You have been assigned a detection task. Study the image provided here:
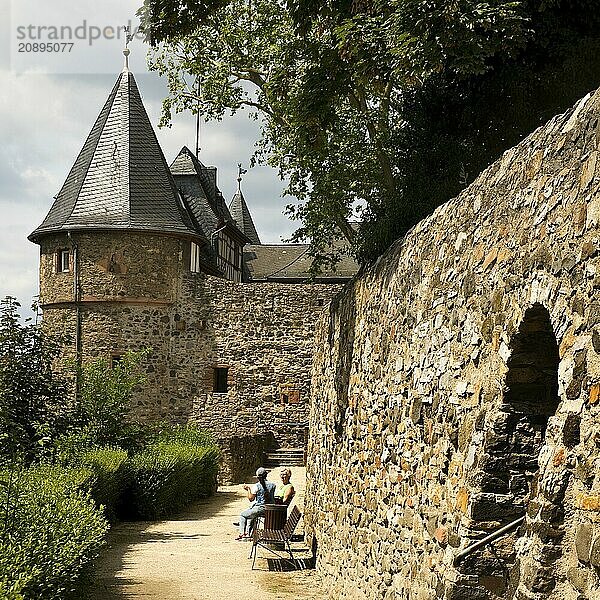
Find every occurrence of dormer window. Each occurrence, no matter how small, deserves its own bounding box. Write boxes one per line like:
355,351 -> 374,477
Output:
56,249 -> 70,273
190,242 -> 202,273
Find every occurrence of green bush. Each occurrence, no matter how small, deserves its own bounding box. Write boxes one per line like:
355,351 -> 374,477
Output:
124,441 -> 220,520
150,423 -> 217,448
74,447 -> 129,522
0,297 -> 71,465
0,465 -> 108,599
69,349 -> 150,450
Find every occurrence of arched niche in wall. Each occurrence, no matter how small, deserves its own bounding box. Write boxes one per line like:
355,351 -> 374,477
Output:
459,303 -> 560,598
500,303 -> 560,505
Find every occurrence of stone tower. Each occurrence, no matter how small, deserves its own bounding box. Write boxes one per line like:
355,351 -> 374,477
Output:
28,65 -> 206,420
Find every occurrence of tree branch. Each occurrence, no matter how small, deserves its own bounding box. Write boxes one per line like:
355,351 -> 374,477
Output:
348,87 -> 396,196
333,215 -> 356,244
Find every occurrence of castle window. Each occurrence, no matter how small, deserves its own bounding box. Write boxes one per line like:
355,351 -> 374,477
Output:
213,367 -> 228,393
57,249 -> 70,273
110,353 -> 123,369
280,384 -> 301,405
190,242 -> 202,273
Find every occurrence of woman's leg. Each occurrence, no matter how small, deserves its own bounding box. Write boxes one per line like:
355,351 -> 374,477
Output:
239,511 -> 248,536
239,505 -> 264,535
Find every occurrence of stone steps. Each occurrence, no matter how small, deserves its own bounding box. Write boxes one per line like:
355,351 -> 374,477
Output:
264,448 -> 305,467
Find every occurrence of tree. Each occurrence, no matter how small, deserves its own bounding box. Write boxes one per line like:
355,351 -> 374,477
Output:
0,297 -> 70,463
69,349 -> 150,449
0,297 -> 151,463
140,0 -> 600,267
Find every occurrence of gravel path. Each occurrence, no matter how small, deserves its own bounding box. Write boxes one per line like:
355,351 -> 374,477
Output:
88,468 -> 322,600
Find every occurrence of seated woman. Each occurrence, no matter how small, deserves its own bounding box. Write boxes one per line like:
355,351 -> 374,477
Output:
274,467 -> 295,506
236,467 -> 275,540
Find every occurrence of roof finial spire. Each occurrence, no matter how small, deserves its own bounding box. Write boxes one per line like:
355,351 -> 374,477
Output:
237,164 -> 248,191
123,25 -> 134,72
195,79 -> 201,158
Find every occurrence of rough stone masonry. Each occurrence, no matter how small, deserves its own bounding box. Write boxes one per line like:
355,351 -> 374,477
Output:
39,230 -> 341,482
305,88 -> 600,599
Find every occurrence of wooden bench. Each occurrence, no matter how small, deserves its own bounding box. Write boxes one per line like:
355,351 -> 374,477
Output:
249,505 -> 302,569
263,503 -> 288,530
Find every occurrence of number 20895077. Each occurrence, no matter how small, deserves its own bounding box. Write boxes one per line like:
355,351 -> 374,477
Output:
18,42 -> 74,52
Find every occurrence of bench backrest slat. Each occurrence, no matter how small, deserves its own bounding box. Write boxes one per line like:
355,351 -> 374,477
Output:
283,506 -> 301,537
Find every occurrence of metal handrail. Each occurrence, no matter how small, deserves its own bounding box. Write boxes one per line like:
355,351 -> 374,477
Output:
453,516 -> 525,566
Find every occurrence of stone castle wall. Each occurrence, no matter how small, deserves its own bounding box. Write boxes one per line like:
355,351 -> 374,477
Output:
171,275 -> 341,450
39,231 -> 342,480
305,89 -> 600,599
40,231 -> 187,419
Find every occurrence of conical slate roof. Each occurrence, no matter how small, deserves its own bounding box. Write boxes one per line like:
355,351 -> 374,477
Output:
229,188 -> 260,244
29,69 -> 200,242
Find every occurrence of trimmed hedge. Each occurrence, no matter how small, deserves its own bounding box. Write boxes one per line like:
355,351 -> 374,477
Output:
147,424 -> 220,501
76,447 -> 129,522
150,424 -> 216,448
124,441 -> 220,520
0,465 -> 108,600
53,425 -> 220,522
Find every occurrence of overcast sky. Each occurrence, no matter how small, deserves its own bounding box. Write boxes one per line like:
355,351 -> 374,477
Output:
1,0 -> 298,317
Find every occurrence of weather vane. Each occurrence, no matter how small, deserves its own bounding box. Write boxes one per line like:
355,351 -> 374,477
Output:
237,164 -> 248,190
123,25 -> 134,71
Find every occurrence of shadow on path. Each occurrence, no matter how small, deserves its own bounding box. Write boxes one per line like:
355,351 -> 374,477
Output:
86,470 -> 321,600
86,490 -> 241,600
170,490 -> 239,521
